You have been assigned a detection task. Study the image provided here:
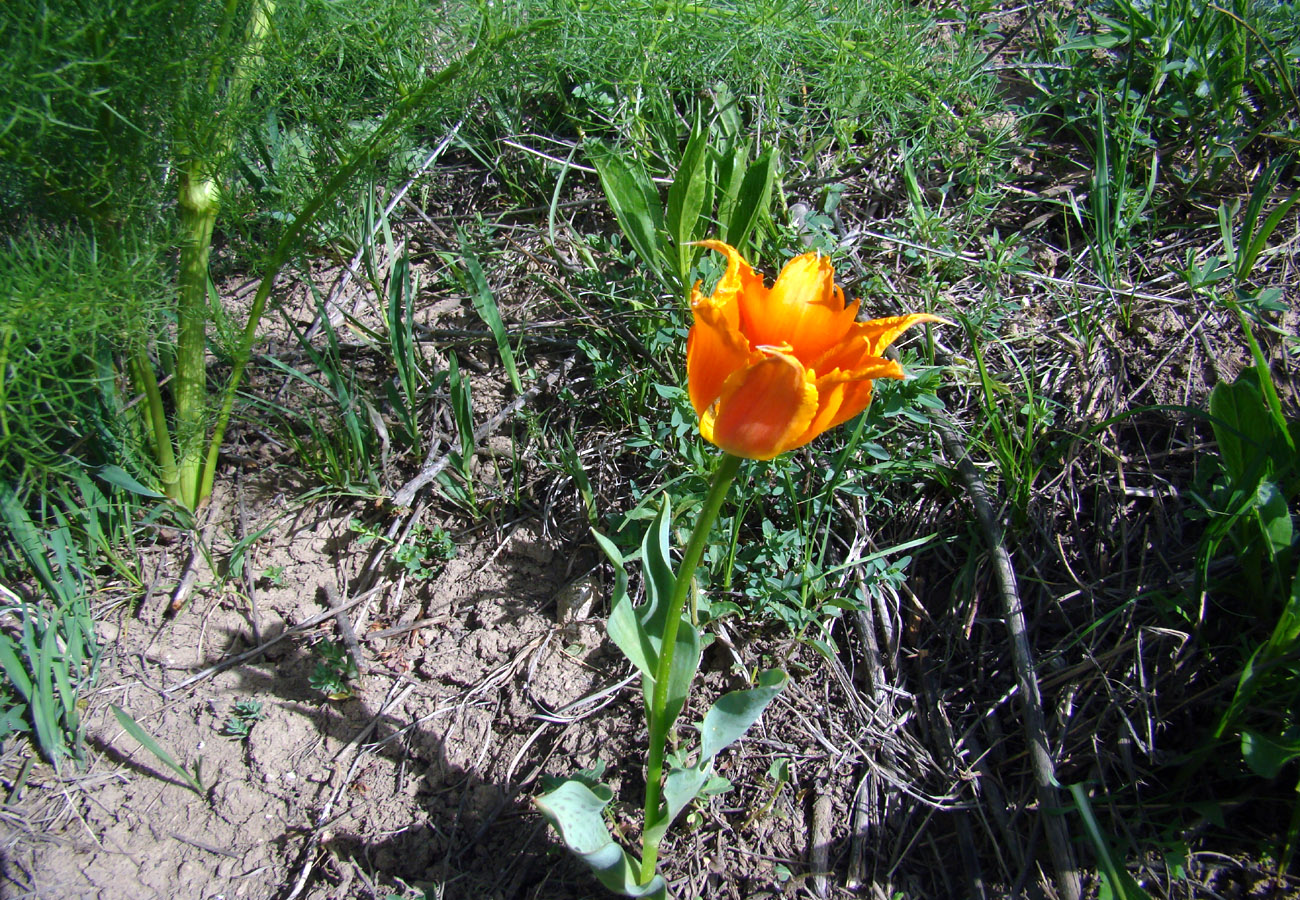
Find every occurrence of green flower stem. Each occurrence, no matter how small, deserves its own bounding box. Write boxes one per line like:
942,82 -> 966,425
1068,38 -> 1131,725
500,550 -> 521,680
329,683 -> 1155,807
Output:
640,451 -> 743,883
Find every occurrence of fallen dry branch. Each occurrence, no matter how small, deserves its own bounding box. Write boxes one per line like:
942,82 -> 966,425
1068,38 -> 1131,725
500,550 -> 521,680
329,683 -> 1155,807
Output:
391,354 -> 577,508
933,411 -> 1082,900
162,586 -> 381,695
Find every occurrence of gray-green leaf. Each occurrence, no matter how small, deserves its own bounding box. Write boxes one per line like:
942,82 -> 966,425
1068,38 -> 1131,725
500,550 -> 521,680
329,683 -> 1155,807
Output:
699,669 -> 788,764
536,780 -> 669,898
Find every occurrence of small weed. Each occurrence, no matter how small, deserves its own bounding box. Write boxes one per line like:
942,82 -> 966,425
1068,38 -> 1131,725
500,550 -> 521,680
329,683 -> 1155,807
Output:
393,524 -> 456,579
220,699 -> 266,740
309,641 -> 359,700
259,565 -> 286,588
350,518 -> 457,580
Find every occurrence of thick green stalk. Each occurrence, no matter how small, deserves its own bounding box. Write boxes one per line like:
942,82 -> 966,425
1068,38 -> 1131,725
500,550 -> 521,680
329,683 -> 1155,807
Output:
195,23 -> 552,505
640,451 -> 743,882
167,0 -> 274,509
172,165 -> 219,509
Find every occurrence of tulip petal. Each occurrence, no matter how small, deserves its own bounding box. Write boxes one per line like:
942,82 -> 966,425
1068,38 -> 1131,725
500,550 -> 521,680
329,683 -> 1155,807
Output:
695,240 -> 766,328
688,240 -> 765,416
737,252 -> 860,365
700,352 -> 818,460
687,293 -> 759,417
810,375 -> 876,434
799,314 -> 947,438
855,313 -> 950,357
812,340 -> 907,383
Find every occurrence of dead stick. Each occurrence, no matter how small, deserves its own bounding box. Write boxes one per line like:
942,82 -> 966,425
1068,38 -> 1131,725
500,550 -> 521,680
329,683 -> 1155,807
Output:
168,502 -> 221,615
392,354 -> 576,507
934,412 -> 1081,900
163,588 -> 377,694
809,790 -> 833,899
322,583 -> 366,677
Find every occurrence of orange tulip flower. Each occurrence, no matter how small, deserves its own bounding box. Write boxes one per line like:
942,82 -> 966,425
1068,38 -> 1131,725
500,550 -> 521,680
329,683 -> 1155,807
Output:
686,240 -> 946,460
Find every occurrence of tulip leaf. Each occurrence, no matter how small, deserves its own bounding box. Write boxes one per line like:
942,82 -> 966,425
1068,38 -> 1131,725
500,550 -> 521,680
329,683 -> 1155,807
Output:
650,670 -> 789,844
1266,557 -> 1300,653
594,530 -> 658,681
587,139 -> 667,284
1256,480 -> 1294,555
638,498 -> 678,644
608,590 -> 657,683
1209,371 -> 1274,492
699,669 -> 788,764
724,146 -> 777,252
642,763 -> 710,850
535,780 -> 669,899
1241,729 -> 1300,779
662,619 -> 701,728
663,763 -> 711,829
591,527 -> 624,570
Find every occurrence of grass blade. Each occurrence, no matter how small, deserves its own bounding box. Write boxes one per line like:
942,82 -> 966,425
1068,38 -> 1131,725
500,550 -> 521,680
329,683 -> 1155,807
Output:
666,114 -> 710,283
447,351 -> 475,473
723,146 -> 776,254
456,232 -> 522,393
111,704 -> 204,795
1067,782 -> 1153,900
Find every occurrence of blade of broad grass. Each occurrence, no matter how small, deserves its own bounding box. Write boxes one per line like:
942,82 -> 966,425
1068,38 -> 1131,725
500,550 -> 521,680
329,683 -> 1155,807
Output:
723,146 -> 777,254
713,144 -> 745,236
0,610 -> 34,708
1226,302 -> 1297,455
39,608 -> 72,745
1067,782 -> 1153,900
262,301 -> 382,496
0,489 -> 95,770
447,351 -> 475,475
0,611 -> 60,768
384,245 -> 424,452
1,484 -> 64,602
111,704 -> 204,795
94,465 -> 166,500
387,248 -> 420,404
665,114 -> 710,284
586,138 -> 668,284
1237,155 -> 1299,279
304,287 -> 382,487
455,231 -> 522,393
35,621 -> 67,767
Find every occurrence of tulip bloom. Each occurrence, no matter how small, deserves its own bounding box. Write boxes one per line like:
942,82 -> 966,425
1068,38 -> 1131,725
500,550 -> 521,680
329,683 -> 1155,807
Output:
687,240 -> 945,460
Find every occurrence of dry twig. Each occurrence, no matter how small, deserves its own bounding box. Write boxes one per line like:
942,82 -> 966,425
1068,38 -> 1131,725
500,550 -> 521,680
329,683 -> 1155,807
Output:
934,411 -> 1081,900
391,354 -> 577,508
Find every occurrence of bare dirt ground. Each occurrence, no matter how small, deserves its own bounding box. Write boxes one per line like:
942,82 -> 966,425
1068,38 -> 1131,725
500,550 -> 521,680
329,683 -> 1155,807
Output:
2,485 -> 872,900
